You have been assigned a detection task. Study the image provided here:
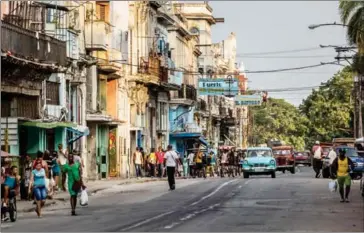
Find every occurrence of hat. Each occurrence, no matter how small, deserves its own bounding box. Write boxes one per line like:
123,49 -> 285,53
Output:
315,141 -> 320,145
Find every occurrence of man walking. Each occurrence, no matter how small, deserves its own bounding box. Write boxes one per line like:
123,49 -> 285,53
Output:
331,148 -> 354,202
133,147 -> 143,178
312,141 -> 323,178
164,145 -> 179,190
148,148 -> 157,177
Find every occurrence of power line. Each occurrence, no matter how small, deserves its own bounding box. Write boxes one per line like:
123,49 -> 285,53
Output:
237,47 -> 327,56
236,55 -> 335,59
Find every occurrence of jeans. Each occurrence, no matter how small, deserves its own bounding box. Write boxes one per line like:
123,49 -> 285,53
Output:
166,166 -> 176,190
189,165 -> 195,177
33,186 -> 47,201
135,164 -> 142,177
157,164 -> 163,178
149,164 -> 156,177
313,158 -> 322,177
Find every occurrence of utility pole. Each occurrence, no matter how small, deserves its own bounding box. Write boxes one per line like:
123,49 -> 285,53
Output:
359,76 -> 363,138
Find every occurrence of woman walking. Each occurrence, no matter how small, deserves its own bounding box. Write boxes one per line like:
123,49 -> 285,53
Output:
29,161 -> 47,218
51,151 -> 61,192
62,154 -> 84,216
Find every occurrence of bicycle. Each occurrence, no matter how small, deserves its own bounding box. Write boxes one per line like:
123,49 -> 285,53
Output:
1,189 -> 17,222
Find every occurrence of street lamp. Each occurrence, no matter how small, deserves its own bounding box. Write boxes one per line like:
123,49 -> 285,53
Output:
309,22 -> 364,34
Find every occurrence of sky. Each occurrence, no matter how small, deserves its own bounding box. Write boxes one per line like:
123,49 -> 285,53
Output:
209,1 -> 349,106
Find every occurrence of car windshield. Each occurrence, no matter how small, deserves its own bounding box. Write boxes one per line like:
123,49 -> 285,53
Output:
273,150 -> 291,155
336,148 -> 359,157
247,150 -> 272,157
295,152 -> 307,157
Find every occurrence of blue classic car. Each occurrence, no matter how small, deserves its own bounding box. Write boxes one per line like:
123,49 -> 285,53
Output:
335,146 -> 364,179
241,147 -> 277,178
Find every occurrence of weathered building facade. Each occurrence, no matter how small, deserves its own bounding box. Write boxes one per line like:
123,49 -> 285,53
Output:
1,1 -> 89,161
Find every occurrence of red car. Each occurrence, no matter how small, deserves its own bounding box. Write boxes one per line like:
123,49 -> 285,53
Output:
294,151 -> 311,166
272,146 -> 296,174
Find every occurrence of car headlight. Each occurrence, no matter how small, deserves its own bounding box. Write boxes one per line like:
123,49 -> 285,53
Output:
270,160 -> 275,165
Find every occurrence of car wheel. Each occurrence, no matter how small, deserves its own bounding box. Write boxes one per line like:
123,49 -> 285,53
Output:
290,167 -> 296,174
243,172 -> 249,179
282,169 -> 285,174
271,172 -> 276,178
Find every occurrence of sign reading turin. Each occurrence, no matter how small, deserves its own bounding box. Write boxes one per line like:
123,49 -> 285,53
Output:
198,78 -> 239,96
235,95 -> 262,106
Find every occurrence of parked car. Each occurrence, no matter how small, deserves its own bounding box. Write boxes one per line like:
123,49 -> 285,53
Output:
272,146 -> 295,174
241,147 -> 276,179
335,146 -> 364,180
294,151 -> 311,166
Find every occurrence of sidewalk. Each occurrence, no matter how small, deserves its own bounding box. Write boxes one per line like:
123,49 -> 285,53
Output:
17,177 -> 174,213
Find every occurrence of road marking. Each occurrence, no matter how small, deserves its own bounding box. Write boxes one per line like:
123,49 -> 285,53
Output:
121,211 -> 174,231
190,180 -> 237,206
164,203 -> 220,229
1,224 -> 13,229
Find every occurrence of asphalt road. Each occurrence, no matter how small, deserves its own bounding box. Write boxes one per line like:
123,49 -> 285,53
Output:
2,167 -> 363,232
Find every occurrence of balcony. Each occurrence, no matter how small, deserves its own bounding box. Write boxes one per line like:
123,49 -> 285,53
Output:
170,84 -> 197,106
135,55 -> 161,84
170,121 -> 202,134
84,21 -> 111,51
97,49 -> 123,79
1,21 -> 67,66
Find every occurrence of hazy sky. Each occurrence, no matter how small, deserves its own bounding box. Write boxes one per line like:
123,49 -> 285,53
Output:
209,1 -> 349,106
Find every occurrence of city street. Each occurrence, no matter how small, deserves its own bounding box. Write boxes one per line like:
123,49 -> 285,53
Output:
2,167 -> 363,232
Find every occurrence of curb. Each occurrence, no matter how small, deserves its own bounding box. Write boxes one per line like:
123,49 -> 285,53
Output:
19,177 -> 170,213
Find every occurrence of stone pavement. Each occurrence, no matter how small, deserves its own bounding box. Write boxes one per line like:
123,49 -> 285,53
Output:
17,177 -> 176,213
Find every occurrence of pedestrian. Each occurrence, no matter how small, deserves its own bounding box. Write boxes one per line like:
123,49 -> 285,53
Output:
194,150 -> 206,178
61,154 -> 85,216
220,149 -> 228,177
328,147 -> 337,177
32,151 -> 49,178
156,146 -> 165,178
164,145 -> 179,190
29,162 -> 47,218
51,151 -> 61,191
312,141 -> 323,178
187,151 -> 195,178
228,149 -> 236,178
21,155 -> 33,200
331,148 -> 354,202
57,144 -> 68,190
133,147 -> 143,178
148,148 -> 157,177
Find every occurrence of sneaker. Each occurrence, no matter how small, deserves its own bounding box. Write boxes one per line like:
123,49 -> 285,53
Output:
345,199 -> 350,203
340,199 -> 345,203
2,216 -> 9,221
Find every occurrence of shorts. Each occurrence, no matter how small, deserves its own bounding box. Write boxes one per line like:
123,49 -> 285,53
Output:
337,175 -> 351,188
1,184 -> 17,198
33,186 -> 47,201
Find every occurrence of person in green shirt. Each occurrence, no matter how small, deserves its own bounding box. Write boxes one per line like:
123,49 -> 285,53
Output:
62,154 -> 85,216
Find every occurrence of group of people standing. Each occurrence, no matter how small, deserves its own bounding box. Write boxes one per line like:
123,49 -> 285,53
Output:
1,144 -> 85,219
311,141 -> 354,203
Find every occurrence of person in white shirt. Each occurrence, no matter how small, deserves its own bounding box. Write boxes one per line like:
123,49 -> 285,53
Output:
312,141 -> 323,178
164,145 -> 179,190
187,152 -> 195,178
328,147 -> 337,177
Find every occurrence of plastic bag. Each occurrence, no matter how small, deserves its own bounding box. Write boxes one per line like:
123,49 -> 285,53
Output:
80,188 -> 88,206
329,180 -> 337,192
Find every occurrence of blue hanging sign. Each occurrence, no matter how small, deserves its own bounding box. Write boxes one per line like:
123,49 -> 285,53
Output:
198,78 -> 239,96
235,95 -> 262,106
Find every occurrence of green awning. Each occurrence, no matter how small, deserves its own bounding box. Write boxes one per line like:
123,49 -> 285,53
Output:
21,121 -> 76,129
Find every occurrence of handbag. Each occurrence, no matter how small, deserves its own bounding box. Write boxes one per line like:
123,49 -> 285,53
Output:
72,180 -> 82,193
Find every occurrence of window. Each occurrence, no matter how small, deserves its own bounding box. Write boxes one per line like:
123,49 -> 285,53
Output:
158,102 -> 167,131
96,2 -> 110,22
46,81 -> 60,105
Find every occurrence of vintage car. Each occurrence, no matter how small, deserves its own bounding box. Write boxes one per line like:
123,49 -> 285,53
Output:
294,151 -> 311,166
335,146 -> 364,179
272,146 -> 295,174
241,147 -> 277,179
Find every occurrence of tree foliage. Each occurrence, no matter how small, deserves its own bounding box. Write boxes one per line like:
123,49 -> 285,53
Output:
339,1 -> 364,51
250,98 -> 309,151
250,67 -> 354,151
299,67 -> 354,148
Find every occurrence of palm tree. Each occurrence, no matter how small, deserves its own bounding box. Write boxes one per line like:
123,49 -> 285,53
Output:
339,1 -> 364,52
